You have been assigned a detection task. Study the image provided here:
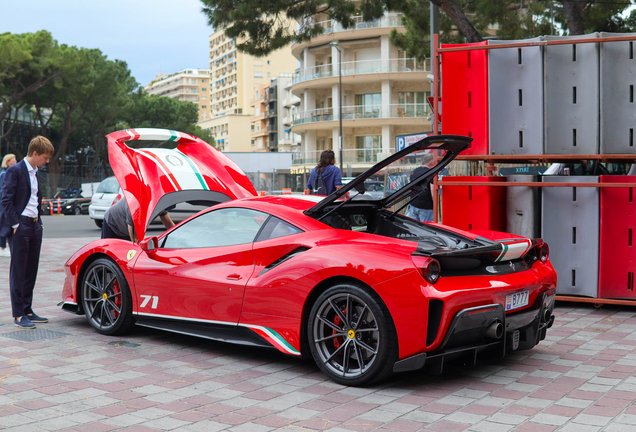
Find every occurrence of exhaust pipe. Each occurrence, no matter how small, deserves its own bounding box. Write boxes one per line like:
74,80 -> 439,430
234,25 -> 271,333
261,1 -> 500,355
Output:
543,309 -> 552,323
485,322 -> 503,340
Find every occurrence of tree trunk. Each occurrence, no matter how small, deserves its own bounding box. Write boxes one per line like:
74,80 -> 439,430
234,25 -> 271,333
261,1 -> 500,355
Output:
431,0 -> 484,43
560,0 -> 588,35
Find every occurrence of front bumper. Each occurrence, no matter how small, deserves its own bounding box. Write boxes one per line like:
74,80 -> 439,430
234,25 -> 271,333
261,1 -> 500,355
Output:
394,290 -> 555,374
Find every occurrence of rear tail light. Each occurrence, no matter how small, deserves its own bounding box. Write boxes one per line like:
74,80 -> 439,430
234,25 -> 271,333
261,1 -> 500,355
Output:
112,194 -> 122,206
412,255 -> 441,284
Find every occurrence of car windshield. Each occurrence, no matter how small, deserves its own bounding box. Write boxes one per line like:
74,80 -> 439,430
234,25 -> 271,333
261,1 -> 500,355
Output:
54,189 -> 80,199
96,177 -> 120,194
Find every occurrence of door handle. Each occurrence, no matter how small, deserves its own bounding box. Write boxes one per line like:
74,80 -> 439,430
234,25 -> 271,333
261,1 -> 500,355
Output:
226,273 -> 242,281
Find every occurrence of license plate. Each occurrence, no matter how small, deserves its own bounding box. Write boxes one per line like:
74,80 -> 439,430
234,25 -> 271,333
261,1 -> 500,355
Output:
505,290 -> 529,311
94,210 -> 104,216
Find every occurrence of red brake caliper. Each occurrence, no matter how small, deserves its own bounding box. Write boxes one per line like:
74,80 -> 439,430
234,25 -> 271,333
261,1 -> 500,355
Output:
112,280 -> 121,318
332,307 -> 346,349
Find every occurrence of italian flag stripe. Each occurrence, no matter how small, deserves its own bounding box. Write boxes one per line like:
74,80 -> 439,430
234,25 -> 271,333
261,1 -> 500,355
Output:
169,130 -> 180,142
137,149 -> 182,191
495,240 -> 532,262
240,324 -> 301,355
176,149 -> 209,190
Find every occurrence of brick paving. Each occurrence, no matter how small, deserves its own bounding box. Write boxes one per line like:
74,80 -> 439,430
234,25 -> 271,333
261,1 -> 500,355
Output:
0,238 -> 635,431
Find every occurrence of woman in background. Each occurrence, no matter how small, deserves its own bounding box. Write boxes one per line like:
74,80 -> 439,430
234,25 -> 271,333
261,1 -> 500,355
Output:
307,150 -> 342,195
0,153 -> 17,257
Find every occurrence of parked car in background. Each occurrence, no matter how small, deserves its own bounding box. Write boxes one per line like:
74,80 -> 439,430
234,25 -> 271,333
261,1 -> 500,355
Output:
88,176 -> 122,228
42,189 -> 91,215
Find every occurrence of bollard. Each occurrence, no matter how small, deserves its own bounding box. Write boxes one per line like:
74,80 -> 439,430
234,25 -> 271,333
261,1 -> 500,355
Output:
49,200 -> 53,215
57,197 -> 61,214
259,191 -> 266,196
282,188 -> 292,195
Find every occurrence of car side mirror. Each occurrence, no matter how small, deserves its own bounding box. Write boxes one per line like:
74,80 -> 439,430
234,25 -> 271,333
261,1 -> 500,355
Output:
139,236 -> 158,252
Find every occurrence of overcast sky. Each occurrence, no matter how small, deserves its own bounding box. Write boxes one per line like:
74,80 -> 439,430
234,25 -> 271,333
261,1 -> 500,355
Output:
1,0 -> 213,87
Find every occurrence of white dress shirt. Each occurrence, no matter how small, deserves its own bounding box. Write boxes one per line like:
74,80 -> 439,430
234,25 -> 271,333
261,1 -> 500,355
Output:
21,159 -> 39,218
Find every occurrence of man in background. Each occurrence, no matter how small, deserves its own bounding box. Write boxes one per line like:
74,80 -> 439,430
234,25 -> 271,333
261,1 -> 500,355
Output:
407,151 -> 442,222
102,197 -> 174,242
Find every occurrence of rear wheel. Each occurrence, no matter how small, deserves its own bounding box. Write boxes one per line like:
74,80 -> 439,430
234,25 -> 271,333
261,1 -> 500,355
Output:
94,219 -> 103,228
73,207 -> 82,215
308,283 -> 398,386
81,258 -> 135,335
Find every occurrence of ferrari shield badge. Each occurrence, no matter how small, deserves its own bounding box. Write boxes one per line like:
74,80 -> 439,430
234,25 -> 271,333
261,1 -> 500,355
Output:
127,250 -> 136,261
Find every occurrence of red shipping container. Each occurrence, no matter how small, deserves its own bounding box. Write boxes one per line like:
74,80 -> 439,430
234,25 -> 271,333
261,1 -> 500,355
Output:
441,176 -> 506,231
441,42 -> 489,156
599,175 -> 636,299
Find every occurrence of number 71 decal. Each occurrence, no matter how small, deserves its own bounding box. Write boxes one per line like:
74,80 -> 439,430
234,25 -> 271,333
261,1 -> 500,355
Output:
140,295 -> 159,309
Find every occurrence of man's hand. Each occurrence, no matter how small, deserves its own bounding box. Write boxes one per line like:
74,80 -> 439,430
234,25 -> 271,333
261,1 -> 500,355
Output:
13,227 -> 17,234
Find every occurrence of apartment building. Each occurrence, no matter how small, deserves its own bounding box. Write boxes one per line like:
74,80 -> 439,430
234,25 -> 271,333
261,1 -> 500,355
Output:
198,25 -> 299,152
290,12 -> 431,173
144,69 -> 211,122
250,75 -> 302,152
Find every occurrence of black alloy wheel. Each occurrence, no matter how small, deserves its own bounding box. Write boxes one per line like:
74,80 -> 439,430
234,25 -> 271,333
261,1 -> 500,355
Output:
81,258 -> 135,335
308,283 -> 398,386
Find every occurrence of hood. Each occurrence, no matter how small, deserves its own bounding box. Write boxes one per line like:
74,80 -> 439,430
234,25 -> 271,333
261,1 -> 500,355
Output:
305,135 -> 472,217
107,128 -> 257,240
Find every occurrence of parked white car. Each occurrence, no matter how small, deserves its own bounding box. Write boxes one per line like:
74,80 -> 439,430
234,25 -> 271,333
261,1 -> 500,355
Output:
88,176 -> 122,228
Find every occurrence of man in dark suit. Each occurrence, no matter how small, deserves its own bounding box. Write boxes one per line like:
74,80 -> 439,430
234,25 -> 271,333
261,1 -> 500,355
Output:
0,136 -> 54,328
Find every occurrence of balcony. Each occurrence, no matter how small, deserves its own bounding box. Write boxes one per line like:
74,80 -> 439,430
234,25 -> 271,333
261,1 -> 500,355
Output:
293,58 -> 429,85
292,104 -> 429,126
292,148 -> 396,166
283,95 -> 301,107
299,13 -> 403,36
267,124 -> 278,133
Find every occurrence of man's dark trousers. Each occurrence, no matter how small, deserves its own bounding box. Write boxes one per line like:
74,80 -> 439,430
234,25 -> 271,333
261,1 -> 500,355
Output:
8,218 -> 42,317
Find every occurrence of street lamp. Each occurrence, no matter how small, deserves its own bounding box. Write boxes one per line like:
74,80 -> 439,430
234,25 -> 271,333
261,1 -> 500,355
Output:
329,41 -> 343,173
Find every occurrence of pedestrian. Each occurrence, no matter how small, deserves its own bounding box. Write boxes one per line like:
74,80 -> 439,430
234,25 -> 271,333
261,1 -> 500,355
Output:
102,197 -> 174,242
307,150 -> 342,195
407,151 -> 441,222
0,153 -> 17,257
0,136 -> 54,329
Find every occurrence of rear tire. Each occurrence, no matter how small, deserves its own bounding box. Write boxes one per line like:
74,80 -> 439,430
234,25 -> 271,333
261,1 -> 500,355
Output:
94,219 -> 103,228
308,283 -> 398,386
81,258 -> 135,335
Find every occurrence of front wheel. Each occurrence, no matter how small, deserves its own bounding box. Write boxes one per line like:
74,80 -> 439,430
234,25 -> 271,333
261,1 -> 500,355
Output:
81,258 -> 135,335
308,283 -> 398,386
73,207 -> 82,215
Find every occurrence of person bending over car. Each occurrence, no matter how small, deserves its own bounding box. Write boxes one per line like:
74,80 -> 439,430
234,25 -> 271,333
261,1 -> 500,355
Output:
102,198 -> 174,242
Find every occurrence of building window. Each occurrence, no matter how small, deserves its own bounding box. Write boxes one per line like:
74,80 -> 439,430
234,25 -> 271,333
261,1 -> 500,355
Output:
254,72 -> 263,78
398,91 -> 428,117
356,136 -> 382,163
202,88 -> 207,91
355,93 -> 381,118
202,79 -> 207,83
202,105 -> 207,108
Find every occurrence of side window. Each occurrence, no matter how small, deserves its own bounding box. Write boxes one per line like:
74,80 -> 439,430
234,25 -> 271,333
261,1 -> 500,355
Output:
256,217 -> 303,242
160,208 -> 267,249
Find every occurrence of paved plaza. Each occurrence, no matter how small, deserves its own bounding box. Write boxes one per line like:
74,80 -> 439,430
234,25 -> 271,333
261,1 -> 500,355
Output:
0,238 -> 635,431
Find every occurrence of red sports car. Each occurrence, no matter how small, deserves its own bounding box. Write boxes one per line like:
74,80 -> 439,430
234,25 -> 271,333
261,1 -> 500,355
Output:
61,128 -> 557,386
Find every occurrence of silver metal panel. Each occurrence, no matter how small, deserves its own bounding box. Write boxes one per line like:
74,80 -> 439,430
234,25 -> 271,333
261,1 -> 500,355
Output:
506,175 -> 541,239
544,34 -> 600,155
600,32 -> 636,154
488,38 -> 544,155
541,176 -> 599,297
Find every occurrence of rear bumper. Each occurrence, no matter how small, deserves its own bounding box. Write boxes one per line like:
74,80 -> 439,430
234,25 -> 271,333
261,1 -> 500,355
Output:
394,290 -> 555,373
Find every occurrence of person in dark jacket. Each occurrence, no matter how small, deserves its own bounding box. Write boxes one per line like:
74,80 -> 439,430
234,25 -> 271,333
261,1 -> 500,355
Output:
307,150 -> 342,195
0,137 -> 54,328
0,153 -> 17,257
407,151 -> 441,222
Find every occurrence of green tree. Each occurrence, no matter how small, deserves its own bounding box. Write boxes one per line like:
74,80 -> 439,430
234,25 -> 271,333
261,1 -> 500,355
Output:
200,0 -> 634,60
0,31 -> 61,142
117,90 -> 215,146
